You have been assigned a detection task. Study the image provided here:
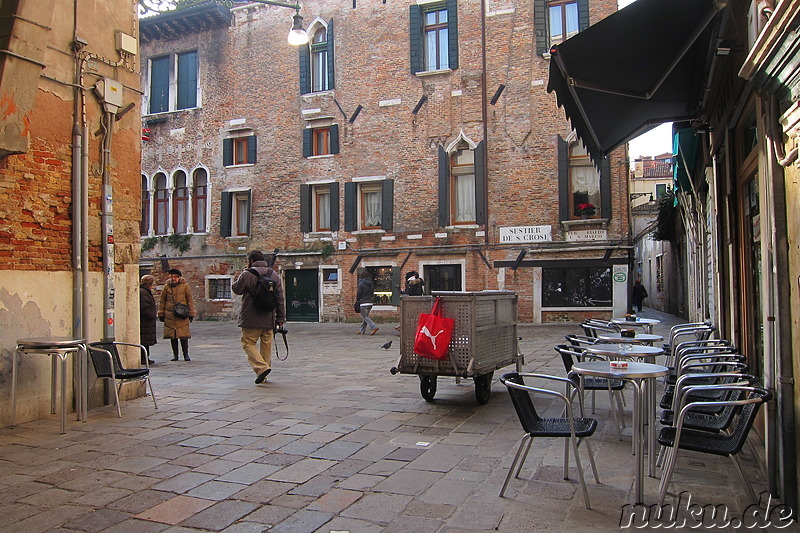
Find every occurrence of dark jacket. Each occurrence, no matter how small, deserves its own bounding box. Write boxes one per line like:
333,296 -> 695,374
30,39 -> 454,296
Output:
406,277 -> 424,296
357,277 -> 374,305
632,283 -> 648,302
139,286 -> 158,347
158,277 -> 194,339
232,260 -> 286,329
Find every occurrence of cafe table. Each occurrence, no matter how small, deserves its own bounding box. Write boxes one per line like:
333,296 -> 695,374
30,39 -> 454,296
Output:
597,332 -> 664,346
611,316 -> 661,334
570,360 -> 670,504
582,343 -> 664,363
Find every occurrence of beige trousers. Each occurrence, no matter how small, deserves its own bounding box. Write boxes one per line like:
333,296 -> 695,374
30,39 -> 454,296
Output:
241,327 -> 274,375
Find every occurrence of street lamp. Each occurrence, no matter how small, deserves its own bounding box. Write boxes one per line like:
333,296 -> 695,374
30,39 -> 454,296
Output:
243,0 -> 309,45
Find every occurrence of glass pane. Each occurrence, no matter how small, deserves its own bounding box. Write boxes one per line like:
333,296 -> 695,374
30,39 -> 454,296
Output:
549,6 -> 563,42
193,170 -> 207,233
236,195 -> 249,235
363,190 -> 382,227
155,174 -> 168,234
141,176 -> 150,235
425,30 -> 437,70
438,28 -> 449,69
312,49 -> 327,92
565,3 -> 579,39
317,191 -> 330,230
454,174 -> 476,222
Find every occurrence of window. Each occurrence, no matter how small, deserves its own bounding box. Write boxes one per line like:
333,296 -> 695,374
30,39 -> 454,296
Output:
450,143 -> 476,224
344,180 -> 394,231
438,140 -> 486,226
192,168 -> 208,233
569,142 -> 600,219
303,125 -> 339,157
300,20 -> 335,94
557,135 -> 610,221
154,172 -> 168,235
172,170 -> 188,234
322,267 -> 340,292
300,182 -> 339,232
223,135 -> 257,166
424,264 -> 463,292
141,175 -> 150,236
220,190 -> 251,237
207,277 -> 232,300
363,266 -> 399,305
542,266 -> 612,307
549,0 -> 579,46
148,51 -> 198,114
534,0 -> 588,55
409,0 -> 458,74
655,183 -> 668,199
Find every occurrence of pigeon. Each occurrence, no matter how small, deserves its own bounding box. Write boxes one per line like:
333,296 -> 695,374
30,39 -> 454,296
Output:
381,340 -> 393,350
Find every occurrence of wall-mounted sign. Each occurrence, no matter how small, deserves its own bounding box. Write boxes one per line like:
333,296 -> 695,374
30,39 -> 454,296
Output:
499,225 -> 552,243
566,229 -> 608,241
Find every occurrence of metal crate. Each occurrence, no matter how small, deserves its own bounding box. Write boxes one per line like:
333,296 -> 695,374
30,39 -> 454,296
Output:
396,291 -> 522,378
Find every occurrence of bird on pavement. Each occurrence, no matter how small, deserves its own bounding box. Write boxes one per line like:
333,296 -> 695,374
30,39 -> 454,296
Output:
381,340 -> 393,350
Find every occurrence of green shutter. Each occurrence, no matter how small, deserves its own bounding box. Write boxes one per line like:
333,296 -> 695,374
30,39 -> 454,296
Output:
303,129 -> 312,157
150,56 -> 170,113
327,20 -> 335,90
329,182 -> 340,230
220,192 -> 231,237
300,184 -> 311,232
247,135 -> 257,164
390,266 -> 401,306
176,51 -> 197,109
475,141 -> 486,225
381,179 -> 394,230
534,0 -> 548,56
223,138 -> 233,167
344,182 -> 357,231
409,5 -> 422,74
447,0 -> 458,70
578,0 -> 590,31
299,46 -> 311,94
330,124 -> 339,154
438,146 -> 450,227
557,136 -> 569,221
600,157 -> 612,219
243,190 -> 252,235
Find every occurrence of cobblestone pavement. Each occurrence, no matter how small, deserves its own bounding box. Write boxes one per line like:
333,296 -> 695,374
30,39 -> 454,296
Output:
0,308 -> 783,532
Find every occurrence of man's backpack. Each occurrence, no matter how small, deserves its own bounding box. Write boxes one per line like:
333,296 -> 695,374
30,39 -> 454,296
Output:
247,268 -> 278,312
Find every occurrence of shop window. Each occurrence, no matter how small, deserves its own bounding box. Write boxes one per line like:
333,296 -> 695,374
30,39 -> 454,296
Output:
542,266 -> 611,307
364,266 -> 395,305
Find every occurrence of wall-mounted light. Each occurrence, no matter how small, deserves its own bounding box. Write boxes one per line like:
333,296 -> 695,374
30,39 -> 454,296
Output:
245,0 -> 309,45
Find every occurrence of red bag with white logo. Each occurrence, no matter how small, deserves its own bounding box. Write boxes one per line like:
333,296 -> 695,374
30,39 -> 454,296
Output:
413,297 -> 455,360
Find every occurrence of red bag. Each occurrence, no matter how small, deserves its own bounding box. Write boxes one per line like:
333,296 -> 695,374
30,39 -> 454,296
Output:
414,298 -> 455,360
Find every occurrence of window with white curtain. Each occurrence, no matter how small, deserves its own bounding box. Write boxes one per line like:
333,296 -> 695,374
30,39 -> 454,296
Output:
360,183 -> 382,229
549,0 -> 579,46
569,141 -> 601,218
315,186 -> 331,231
451,143 -> 476,224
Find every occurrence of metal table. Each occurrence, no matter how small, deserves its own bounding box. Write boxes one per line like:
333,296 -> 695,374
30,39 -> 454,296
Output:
11,337 -> 88,434
571,360 -> 670,504
597,333 -> 664,346
582,343 -> 664,363
611,317 -> 661,334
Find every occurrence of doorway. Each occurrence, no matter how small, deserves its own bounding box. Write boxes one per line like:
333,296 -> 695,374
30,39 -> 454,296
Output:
424,264 -> 463,292
283,269 -> 319,322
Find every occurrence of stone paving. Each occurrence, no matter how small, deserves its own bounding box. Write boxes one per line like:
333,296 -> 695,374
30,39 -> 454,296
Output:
0,308 -> 787,532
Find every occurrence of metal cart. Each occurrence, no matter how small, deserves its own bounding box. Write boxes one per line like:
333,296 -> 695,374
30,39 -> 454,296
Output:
391,291 -> 523,404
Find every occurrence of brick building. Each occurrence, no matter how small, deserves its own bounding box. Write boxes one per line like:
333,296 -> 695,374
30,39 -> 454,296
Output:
0,0 -> 143,426
139,0 -> 629,325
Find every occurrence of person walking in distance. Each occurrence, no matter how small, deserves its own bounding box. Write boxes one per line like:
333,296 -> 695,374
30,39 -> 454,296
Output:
356,269 -> 379,335
232,250 -> 286,384
632,278 -> 648,312
139,275 -> 157,365
158,268 -> 194,361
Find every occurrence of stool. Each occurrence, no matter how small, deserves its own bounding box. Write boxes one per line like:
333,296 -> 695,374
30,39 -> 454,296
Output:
11,337 -> 87,434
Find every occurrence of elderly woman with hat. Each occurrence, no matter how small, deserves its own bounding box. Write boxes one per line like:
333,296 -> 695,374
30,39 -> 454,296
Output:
158,268 -> 195,361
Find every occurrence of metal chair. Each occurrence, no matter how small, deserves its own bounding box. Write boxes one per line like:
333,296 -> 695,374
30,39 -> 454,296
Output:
657,385 -> 772,506
87,341 -> 158,417
499,372 -> 600,509
580,320 -> 620,338
564,334 -> 598,347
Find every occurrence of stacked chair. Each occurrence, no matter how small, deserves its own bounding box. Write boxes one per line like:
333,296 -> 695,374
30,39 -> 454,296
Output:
580,319 -> 621,339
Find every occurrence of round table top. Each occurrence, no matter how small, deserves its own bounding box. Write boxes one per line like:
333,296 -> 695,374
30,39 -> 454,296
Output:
16,337 -> 86,348
598,333 -> 664,344
611,317 -> 661,326
571,360 -> 670,379
583,343 -> 664,357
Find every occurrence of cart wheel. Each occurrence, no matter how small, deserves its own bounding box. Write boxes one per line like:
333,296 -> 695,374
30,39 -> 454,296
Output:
420,375 -> 437,402
474,372 -> 494,405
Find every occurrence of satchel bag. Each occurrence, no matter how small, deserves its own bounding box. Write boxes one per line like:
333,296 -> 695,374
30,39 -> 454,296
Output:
413,297 -> 455,360
354,301 -> 361,313
173,302 -> 190,320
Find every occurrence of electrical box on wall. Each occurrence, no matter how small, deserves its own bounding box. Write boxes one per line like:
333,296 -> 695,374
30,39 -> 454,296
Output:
115,32 -> 137,55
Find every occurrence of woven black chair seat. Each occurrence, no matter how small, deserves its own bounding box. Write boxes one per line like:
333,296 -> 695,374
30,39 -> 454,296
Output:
660,387 -> 731,410
659,406 -> 736,432
526,417 -> 597,438
658,424 -> 742,457
115,368 -> 150,380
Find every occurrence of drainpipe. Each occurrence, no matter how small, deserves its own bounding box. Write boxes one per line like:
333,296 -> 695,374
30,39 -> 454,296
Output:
100,110 -> 115,341
480,0 -> 489,245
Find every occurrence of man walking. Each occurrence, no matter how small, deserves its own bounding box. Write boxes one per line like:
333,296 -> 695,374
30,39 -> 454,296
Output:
232,250 -> 286,384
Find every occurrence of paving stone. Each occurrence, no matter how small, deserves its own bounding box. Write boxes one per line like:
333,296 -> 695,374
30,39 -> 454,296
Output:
313,516 -> 385,533
193,459 -> 242,476
62,508 -> 130,532
178,436 -> 227,448
218,462 -> 281,484
219,521 -> 271,533
108,456 -> 169,474
185,480 -> 247,500
268,509 -> 334,533
231,479 -> 294,504
134,495 -> 215,525
100,517 -> 170,533
152,472 -> 216,494
241,504 -> 297,527
107,488 -> 176,514
19,487 -> 77,507
372,468 -> 444,496
180,499 -> 259,530
382,514 -> 446,533
340,491 -> 413,524
337,473 -> 385,491
309,440 -> 367,461
307,488 -> 363,513
267,458 -> 336,484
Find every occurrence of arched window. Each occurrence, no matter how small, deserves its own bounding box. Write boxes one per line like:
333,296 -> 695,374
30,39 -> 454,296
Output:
569,142 -> 600,218
141,175 -> 150,236
450,142 -> 476,224
154,172 -> 168,235
311,27 -> 329,92
192,168 -> 208,233
173,170 -> 188,234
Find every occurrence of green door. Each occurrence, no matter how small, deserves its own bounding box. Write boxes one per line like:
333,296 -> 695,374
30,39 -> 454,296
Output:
284,269 -> 319,322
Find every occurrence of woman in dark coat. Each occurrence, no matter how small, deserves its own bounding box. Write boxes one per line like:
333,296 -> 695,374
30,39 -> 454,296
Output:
139,275 -> 157,365
356,270 -> 379,335
158,268 -> 195,361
